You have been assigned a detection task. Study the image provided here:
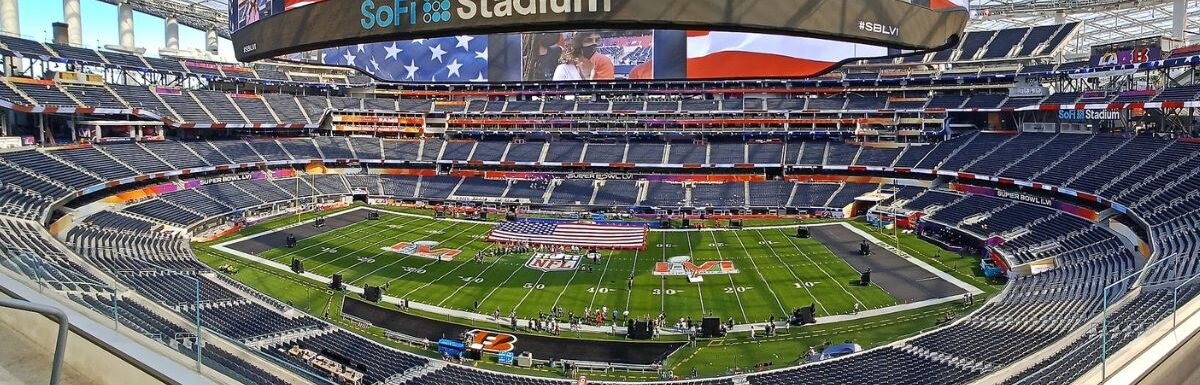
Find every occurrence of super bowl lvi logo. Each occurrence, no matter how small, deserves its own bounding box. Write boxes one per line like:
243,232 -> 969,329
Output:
382,241 -> 462,261
653,256 -> 739,276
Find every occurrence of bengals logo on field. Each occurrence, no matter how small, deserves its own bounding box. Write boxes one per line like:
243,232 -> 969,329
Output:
467,329 -> 517,353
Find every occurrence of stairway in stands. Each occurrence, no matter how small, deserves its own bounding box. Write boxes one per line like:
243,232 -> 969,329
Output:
383,361 -> 447,385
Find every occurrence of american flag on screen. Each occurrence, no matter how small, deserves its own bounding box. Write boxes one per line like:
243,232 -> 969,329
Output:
488,222 -> 647,250
321,36 -> 489,82
284,0 -> 328,11
687,31 -> 887,79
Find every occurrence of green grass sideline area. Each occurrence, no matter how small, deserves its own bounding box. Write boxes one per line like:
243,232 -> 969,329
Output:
194,205 -> 1000,381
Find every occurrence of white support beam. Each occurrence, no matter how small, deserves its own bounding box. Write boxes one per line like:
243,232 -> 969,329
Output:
63,0 -> 82,45
95,0 -> 229,39
118,1 -> 136,50
1174,0 -> 1189,43
165,15 -> 180,51
0,0 -> 19,37
205,28 -> 218,54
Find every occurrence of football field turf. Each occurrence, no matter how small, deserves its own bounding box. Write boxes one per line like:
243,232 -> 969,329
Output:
219,208 -> 898,324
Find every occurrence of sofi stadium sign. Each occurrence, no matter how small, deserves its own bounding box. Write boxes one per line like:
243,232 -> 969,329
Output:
233,0 -> 968,62
361,0 -> 611,30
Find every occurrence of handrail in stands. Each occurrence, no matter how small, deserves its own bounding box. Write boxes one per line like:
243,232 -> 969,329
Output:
0,297 -> 69,385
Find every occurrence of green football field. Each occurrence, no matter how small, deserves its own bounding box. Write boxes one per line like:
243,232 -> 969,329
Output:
215,208 -> 897,324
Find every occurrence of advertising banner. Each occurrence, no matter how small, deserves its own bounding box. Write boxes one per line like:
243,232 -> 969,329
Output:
1090,36 -> 1163,67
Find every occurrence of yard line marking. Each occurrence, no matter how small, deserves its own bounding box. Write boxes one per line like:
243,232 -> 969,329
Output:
623,248 -> 640,312
264,211 -> 402,257
402,243 -> 496,298
731,231 -> 789,317
436,249 -> 507,307
549,265 -> 584,312
583,250 -> 616,312
754,229 -> 828,316
511,271 -> 548,312
271,211 -> 417,261
316,219 -> 447,271
356,223 -> 483,284
681,231 -> 705,315
708,231 -> 749,324
777,228 -> 866,309
476,258 -> 530,309
312,218 -> 446,272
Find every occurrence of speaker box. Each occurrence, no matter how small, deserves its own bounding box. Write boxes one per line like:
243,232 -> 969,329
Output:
860,271 -> 871,286
730,219 -> 743,229
363,285 -> 381,302
290,258 -> 304,274
330,274 -> 343,290
682,219 -> 691,228
700,317 -> 722,338
792,305 -> 816,325
859,242 -> 871,256
796,227 -> 810,238
627,320 -> 653,340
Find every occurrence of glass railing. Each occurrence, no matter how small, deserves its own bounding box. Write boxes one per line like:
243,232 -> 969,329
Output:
1007,251 -> 1200,384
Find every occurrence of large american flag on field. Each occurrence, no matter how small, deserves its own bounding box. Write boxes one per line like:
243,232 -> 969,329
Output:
488,222 -> 647,250
321,35 -> 489,82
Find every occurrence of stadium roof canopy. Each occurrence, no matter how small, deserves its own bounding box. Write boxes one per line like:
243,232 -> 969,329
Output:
968,0 -> 1200,54
95,0 -> 230,38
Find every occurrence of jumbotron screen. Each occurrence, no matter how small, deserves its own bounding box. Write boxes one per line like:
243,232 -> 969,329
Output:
231,0 -> 330,32
232,0 -> 970,67
316,30 -> 897,82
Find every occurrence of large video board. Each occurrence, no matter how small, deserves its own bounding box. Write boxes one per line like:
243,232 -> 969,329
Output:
231,0 -> 331,32
234,0 -> 968,63
320,29 -> 893,82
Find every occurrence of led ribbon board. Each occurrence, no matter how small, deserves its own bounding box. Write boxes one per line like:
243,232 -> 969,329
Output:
232,0 -> 968,62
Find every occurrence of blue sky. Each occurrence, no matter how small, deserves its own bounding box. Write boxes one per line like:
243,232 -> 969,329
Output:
15,0 -> 235,60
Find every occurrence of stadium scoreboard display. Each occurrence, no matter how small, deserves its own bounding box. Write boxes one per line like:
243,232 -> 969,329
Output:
231,0 -> 969,63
